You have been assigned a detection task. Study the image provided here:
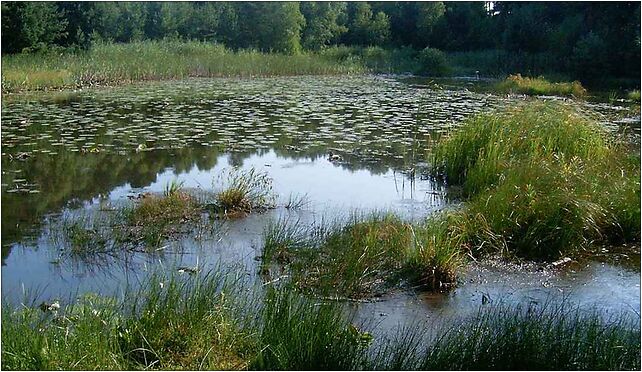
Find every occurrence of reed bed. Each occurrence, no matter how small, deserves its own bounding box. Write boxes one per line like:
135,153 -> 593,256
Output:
1,40 -> 366,93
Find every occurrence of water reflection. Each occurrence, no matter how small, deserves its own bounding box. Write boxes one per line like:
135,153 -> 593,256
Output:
1,75 -> 639,323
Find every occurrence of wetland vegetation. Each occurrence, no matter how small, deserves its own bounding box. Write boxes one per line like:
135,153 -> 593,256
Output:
2,271 -> 640,370
2,1 -> 641,371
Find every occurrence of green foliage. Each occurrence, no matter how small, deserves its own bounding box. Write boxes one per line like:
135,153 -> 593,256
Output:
344,2 -> 391,46
1,2 -> 68,53
2,2 -> 639,83
415,47 -> 451,76
300,2 -> 348,50
496,74 -> 587,97
415,2 -> 446,45
431,102 -> 640,259
571,32 -> 610,80
628,89 -> 641,102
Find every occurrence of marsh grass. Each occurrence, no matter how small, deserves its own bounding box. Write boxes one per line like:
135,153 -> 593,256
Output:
262,213 -> 465,297
431,101 -> 640,259
213,167 -> 276,217
1,271 -> 369,370
123,190 -> 203,248
495,74 -> 587,97
372,302 -> 641,370
3,272 -> 640,371
1,40 -> 368,93
249,288 -> 370,370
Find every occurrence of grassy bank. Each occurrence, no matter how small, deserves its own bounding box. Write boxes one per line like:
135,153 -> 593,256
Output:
1,40 -> 367,92
4,41 -> 617,96
3,271 -> 639,370
2,41 -> 428,93
431,101 -> 640,259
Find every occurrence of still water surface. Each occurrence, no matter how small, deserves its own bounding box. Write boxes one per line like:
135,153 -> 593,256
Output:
2,75 -> 639,332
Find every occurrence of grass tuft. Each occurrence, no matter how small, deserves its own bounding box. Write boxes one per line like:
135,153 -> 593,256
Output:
261,213 -> 465,297
213,167 -> 276,217
373,302 -> 641,370
495,74 -> 587,97
431,101 -> 640,259
627,89 -> 640,102
3,273 -> 639,371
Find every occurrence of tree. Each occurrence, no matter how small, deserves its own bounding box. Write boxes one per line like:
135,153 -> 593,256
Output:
345,2 -> 390,46
236,2 -> 305,53
301,2 -> 348,50
416,2 -> 445,46
95,2 -> 146,42
56,2 -> 98,49
1,2 -> 67,53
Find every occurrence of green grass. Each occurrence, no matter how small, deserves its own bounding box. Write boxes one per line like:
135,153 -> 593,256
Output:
3,271 -> 640,370
373,303 -> 641,370
123,189 -> 203,248
213,167 -> 276,217
261,213 -> 465,297
1,40 -> 367,93
0,41 -> 456,93
249,288 -> 369,370
495,74 -> 587,97
431,101 -> 640,259
628,89 -> 641,101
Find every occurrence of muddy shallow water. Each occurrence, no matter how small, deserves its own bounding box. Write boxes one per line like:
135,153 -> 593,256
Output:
2,75 -> 640,334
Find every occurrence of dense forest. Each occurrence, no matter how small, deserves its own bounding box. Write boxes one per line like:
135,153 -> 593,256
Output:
1,2 -> 640,82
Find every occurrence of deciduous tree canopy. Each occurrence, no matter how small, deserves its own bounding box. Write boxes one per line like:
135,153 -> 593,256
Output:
1,1 -> 639,80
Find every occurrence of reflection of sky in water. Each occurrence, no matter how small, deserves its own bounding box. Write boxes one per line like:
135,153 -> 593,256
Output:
111,151 -> 444,219
2,150 -> 446,304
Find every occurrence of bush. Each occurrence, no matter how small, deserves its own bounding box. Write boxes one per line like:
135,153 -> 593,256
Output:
415,47 -> 451,76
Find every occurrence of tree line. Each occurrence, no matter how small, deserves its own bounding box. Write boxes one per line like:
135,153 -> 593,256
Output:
2,2 -> 640,80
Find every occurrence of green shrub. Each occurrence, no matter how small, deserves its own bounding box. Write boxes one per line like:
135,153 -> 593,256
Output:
416,47 -> 451,77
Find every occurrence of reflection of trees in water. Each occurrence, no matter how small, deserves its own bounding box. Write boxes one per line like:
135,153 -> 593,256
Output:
1,147 -> 220,261
1,143 -> 418,263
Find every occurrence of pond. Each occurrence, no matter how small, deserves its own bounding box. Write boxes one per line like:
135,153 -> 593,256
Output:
2,75 -> 640,336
